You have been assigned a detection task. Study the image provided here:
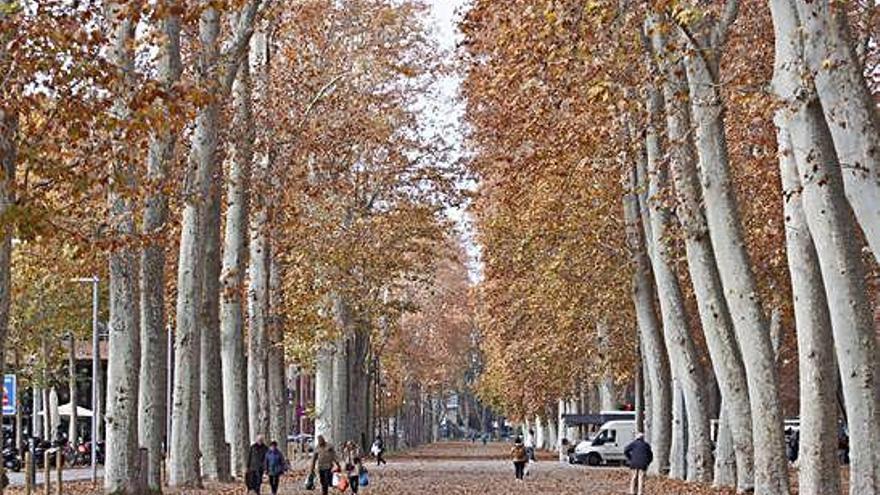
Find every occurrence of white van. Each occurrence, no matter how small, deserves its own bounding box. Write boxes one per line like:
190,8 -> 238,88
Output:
572,420 -> 636,466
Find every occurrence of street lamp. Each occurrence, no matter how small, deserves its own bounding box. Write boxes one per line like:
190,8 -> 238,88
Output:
71,276 -> 99,484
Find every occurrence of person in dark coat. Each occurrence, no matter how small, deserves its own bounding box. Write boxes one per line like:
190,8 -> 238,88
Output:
246,435 -> 269,494
624,433 -> 653,495
265,441 -> 287,495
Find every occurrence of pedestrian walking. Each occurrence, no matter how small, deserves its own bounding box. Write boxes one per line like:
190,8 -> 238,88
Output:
525,429 -> 536,462
246,435 -> 269,494
371,435 -> 386,466
510,436 -> 528,481
623,432 -> 653,495
310,435 -> 341,495
265,441 -> 287,495
341,441 -> 360,494
786,429 -> 799,464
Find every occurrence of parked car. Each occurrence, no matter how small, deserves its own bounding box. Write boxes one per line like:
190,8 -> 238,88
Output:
287,433 -> 313,453
568,419 -> 636,466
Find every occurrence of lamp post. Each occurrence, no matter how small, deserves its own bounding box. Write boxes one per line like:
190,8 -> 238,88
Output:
71,276 -> 99,483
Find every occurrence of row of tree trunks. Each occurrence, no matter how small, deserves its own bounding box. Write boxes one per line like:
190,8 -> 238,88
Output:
642,30 -> 712,480
659,17 -> 756,491
770,0 -> 880,492
622,119 -> 671,476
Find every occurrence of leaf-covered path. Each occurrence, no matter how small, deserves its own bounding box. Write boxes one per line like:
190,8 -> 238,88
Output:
283,442 -> 736,495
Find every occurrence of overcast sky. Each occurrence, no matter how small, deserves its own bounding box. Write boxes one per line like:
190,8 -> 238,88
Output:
423,0 -> 483,282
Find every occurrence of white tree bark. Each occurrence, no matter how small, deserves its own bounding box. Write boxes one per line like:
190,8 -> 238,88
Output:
247,29 -> 271,442
247,197 -> 270,441
669,383 -> 687,480
642,51 -> 712,481
105,3 -> 142,492
199,137 -> 230,481
330,335 -> 349,444
624,108 -> 672,476
314,347 -> 333,441
771,1 -> 880,491
788,103 -> 880,495
170,5 -> 221,486
713,409 -> 736,488
673,9 -> 789,493
775,112 -> 841,495
220,40 -> 253,479
139,8 -> 180,492
596,322 -> 617,412
653,36 -> 755,491
795,0 -> 880,261
268,256 -> 287,444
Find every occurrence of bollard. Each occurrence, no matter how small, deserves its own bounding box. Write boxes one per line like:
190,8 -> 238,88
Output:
287,443 -> 296,466
24,452 -> 33,495
55,448 -> 63,495
43,452 -> 50,495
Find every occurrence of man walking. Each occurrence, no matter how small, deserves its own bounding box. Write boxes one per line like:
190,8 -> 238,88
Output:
246,435 -> 269,494
624,432 -> 653,495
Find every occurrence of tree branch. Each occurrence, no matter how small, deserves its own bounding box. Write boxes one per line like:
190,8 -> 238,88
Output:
220,0 -> 264,95
712,0 -> 741,49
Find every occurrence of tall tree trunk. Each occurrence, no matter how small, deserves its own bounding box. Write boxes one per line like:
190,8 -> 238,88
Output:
595,321 -> 617,411
170,6 -> 221,486
642,59 -> 712,482
347,327 -> 369,449
775,113 -> 842,495
675,14 -> 789,495
247,29 -> 271,442
623,123 -> 672,476
795,0 -> 880,261
330,336 -> 349,444
314,347 -> 333,441
105,3 -> 142,492
220,42 -> 253,479
654,32 -> 755,490
267,256 -> 287,444
247,209 -> 270,441
199,146 -> 229,481
139,8 -> 181,492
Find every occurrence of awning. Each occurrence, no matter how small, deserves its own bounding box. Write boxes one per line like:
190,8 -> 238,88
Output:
38,403 -> 93,418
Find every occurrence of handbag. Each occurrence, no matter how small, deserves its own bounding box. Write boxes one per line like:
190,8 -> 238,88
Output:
359,471 -> 369,487
332,472 -> 349,491
304,472 -> 316,491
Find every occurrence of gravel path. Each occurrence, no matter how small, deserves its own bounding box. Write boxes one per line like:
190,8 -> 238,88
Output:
281,442 -> 730,495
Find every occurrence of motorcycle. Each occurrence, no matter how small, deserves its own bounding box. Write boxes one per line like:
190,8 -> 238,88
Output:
2,440 -> 20,472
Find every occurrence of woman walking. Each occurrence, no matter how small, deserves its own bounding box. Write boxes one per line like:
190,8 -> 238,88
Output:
510,436 -> 528,481
371,435 -> 386,466
310,435 -> 341,495
265,441 -> 286,495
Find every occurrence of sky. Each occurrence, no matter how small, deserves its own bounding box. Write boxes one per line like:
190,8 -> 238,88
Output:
423,0 -> 484,283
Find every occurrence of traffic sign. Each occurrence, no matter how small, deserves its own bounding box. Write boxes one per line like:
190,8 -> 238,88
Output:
2,374 -> 16,416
